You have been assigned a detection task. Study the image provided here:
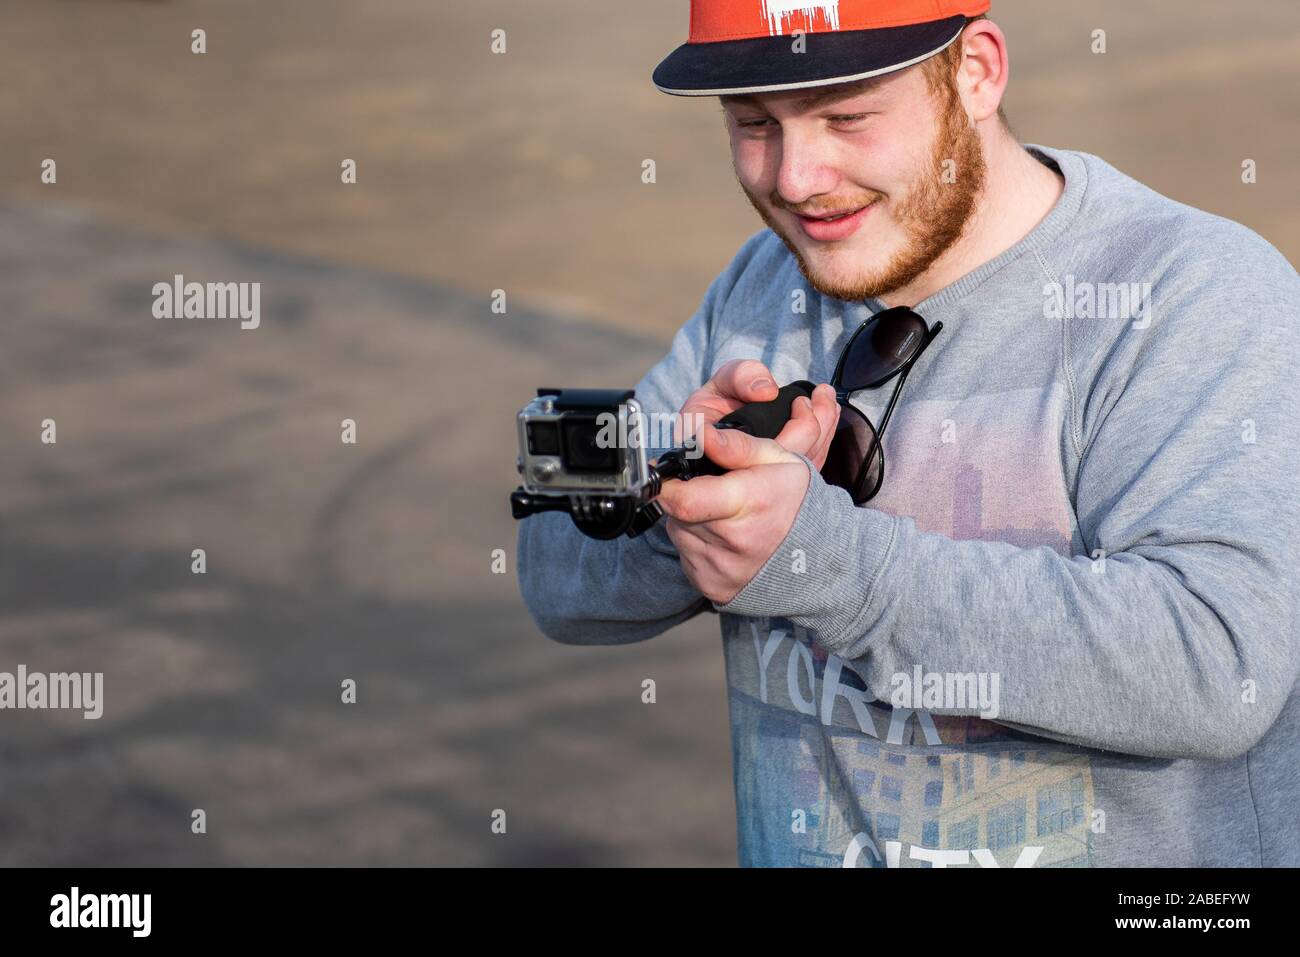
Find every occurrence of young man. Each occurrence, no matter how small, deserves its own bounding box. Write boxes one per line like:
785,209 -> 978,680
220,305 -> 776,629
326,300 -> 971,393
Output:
517,1 -> 1300,866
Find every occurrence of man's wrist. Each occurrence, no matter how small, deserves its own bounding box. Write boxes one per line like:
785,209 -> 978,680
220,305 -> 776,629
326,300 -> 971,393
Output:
711,452 -> 897,650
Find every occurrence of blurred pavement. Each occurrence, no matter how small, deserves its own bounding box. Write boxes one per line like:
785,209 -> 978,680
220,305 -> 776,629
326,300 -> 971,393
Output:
0,198 -> 733,865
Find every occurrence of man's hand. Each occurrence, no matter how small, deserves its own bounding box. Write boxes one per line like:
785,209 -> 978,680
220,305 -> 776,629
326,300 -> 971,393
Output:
658,359 -> 840,603
677,358 -> 840,469
657,423 -> 812,605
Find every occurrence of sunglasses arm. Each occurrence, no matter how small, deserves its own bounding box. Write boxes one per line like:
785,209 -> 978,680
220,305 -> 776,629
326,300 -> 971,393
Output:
858,320 -> 943,493
878,322 -> 941,431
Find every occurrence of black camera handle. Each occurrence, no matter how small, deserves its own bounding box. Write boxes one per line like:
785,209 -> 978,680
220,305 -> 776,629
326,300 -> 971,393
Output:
655,379 -> 815,481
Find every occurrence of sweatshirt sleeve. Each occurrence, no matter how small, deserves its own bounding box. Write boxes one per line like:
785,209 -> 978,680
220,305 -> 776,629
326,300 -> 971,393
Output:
516,232 -> 768,645
716,232 -> 1300,760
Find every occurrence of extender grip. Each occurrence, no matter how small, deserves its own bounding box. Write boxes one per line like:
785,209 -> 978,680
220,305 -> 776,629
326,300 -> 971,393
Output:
715,379 -> 815,439
656,379 -> 816,483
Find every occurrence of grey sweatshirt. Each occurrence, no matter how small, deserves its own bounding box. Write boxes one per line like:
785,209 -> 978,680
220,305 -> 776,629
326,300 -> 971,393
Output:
516,144 -> 1300,867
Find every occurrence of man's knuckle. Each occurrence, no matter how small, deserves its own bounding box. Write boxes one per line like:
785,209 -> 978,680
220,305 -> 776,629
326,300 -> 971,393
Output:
675,499 -> 702,524
716,526 -> 744,552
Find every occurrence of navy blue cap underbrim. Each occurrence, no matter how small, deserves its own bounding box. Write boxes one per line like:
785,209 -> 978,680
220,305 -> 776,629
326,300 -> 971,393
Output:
652,15 -> 967,96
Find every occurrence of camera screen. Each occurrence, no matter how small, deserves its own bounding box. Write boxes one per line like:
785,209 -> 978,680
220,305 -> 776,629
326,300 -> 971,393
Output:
526,421 -> 561,456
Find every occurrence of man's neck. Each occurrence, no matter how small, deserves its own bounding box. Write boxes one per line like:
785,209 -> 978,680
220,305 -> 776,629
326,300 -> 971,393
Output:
877,135 -> 1066,309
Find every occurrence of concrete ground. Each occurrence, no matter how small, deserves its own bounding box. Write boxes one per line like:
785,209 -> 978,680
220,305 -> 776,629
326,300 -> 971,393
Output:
0,0 -> 1295,865
0,198 -> 733,865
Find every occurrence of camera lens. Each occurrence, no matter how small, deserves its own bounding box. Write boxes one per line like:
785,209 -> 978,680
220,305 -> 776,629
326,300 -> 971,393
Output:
561,414 -> 620,472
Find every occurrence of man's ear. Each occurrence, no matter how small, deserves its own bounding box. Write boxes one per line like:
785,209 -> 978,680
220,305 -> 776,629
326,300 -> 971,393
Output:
955,19 -> 1010,126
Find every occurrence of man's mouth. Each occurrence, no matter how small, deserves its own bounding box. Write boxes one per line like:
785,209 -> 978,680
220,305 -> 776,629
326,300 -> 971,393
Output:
790,200 -> 873,221
792,201 -> 878,241
800,207 -> 867,222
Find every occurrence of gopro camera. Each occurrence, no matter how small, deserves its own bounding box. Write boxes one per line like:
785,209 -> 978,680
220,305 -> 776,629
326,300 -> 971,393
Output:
516,388 -> 651,497
511,388 -> 666,540
510,381 -> 816,540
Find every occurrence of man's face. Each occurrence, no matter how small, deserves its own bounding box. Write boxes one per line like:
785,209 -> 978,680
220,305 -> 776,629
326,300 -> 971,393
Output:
722,60 -> 986,302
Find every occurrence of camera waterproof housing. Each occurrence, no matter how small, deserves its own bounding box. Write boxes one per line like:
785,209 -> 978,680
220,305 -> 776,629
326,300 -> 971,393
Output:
516,388 -> 651,497
511,388 -> 666,540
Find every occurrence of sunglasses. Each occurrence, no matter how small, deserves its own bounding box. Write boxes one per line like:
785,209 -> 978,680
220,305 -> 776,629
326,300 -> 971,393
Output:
820,306 -> 942,504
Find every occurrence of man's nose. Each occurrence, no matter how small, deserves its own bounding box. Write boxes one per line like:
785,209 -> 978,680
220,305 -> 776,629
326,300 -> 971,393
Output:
776,128 -> 839,206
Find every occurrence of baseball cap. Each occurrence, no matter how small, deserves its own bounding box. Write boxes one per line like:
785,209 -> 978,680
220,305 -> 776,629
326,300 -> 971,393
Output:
653,0 -> 991,96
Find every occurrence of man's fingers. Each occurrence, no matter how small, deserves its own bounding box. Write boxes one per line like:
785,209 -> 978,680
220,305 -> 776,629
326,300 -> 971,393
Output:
775,395 -> 822,456
659,425 -> 791,525
808,383 -> 841,466
702,422 -> 800,472
657,472 -> 745,525
773,385 -> 839,465
664,514 -> 728,551
680,393 -> 742,427
679,359 -> 775,442
705,358 -> 778,404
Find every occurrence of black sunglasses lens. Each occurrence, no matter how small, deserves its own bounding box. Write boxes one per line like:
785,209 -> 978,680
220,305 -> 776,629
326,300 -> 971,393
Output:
839,307 -> 928,391
821,404 -> 882,504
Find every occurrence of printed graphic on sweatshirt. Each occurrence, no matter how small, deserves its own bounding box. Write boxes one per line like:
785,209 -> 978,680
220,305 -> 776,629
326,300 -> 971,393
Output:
858,384 -> 1077,554
724,619 -> 1097,867
722,383 -> 1095,866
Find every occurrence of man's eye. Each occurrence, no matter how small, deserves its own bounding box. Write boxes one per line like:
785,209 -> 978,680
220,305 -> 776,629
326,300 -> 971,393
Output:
735,113 -> 872,128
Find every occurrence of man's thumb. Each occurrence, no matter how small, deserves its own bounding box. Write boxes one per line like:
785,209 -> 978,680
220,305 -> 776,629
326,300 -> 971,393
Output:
701,424 -> 797,470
